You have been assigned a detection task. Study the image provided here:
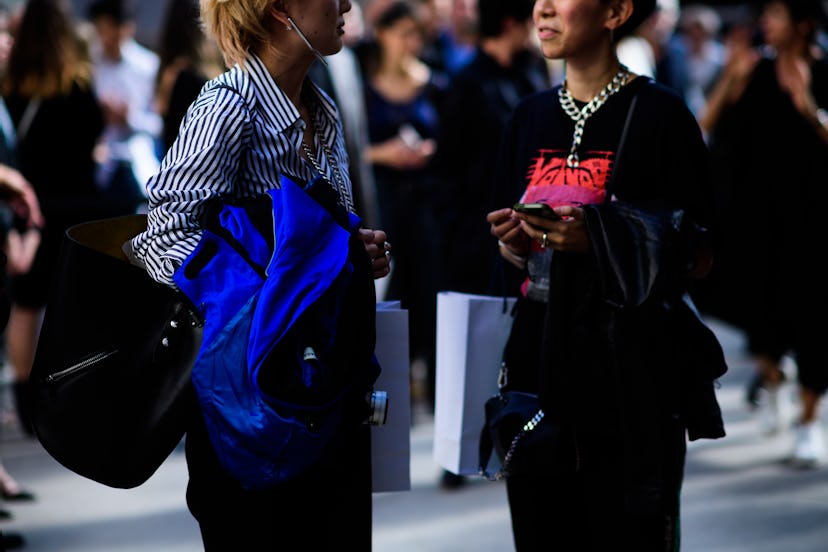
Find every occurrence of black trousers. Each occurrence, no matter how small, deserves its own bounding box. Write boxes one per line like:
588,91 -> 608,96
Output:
505,446 -> 682,552
184,409 -> 372,551
507,475 -> 679,551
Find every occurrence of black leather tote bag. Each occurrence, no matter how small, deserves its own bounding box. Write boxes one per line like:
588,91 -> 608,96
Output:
29,215 -> 201,489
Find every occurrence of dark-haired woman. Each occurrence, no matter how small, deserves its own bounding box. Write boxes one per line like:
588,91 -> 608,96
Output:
696,0 -> 828,467
486,0 -> 726,549
361,0 -> 447,411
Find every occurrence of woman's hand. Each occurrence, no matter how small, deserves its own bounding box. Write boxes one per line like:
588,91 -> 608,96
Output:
363,136 -> 435,170
513,204 -> 590,253
487,207 -> 525,252
358,228 -> 391,280
487,207 -> 528,268
699,30 -> 758,132
4,227 -> 40,275
0,163 -> 44,229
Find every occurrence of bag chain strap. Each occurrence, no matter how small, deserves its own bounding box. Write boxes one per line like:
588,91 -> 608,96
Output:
497,407 -> 545,480
493,363 -> 546,480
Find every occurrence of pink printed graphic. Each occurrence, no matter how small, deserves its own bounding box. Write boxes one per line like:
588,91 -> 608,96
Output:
520,148 -> 614,206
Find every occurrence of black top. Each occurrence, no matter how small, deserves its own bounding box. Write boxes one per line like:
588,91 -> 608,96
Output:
5,81 -> 104,216
492,77 -> 720,517
4,81 -> 105,307
493,76 -> 713,395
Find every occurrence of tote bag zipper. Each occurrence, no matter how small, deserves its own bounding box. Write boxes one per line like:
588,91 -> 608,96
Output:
45,348 -> 119,384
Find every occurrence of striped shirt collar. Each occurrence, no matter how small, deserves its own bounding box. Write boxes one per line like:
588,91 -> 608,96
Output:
244,53 -> 339,150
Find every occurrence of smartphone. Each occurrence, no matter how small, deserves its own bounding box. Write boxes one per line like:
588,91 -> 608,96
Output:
398,124 -> 423,148
512,202 -> 561,220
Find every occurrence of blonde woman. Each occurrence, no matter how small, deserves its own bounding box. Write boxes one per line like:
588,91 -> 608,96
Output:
130,0 -> 391,549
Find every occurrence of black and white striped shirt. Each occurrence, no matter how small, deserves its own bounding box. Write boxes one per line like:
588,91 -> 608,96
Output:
130,53 -> 353,288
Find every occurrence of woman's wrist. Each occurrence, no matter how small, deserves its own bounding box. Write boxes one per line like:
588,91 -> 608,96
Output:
498,240 -> 525,256
498,240 -> 527,269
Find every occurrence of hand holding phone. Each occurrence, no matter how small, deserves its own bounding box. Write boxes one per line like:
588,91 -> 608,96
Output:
398,124 -> 423,148
512,202 -> 561,220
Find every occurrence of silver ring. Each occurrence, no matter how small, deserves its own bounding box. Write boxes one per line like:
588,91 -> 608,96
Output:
383,241 -> 390,251
540,233 -> 548,249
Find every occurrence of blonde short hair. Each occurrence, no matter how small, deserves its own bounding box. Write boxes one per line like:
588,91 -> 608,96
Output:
200,0 -> 274,67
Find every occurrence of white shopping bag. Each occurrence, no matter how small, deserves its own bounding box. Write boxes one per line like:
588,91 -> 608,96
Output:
371,301 -> 411,492
433,292 -> 516,475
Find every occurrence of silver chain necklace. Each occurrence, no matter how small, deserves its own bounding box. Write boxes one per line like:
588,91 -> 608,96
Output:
558,65 -> 630,168
299,106 -> 354,213
300,140 -> 354,213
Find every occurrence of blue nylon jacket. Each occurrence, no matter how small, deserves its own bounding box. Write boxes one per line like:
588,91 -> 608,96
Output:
172,176 -> 376,489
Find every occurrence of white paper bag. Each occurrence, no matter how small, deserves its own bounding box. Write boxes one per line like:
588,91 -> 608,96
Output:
433,292 -> 517,475
371,301 -> 411,492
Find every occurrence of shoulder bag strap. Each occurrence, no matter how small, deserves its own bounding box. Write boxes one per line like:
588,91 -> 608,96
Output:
15,98 -> 41,145
603,83 -> 644,203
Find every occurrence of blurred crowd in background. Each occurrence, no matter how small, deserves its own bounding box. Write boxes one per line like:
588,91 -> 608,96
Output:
0,0 -> 826,548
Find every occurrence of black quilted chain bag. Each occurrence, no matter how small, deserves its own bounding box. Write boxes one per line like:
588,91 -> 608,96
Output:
478,357 -> 574,481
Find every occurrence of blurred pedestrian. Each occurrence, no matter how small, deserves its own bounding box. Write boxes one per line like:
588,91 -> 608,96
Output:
361,0 -> 445,414
695,0 -> 828,467
432,0 -> 550,491
86,0 -> 161,213
308,0 -> 380,229
154,0 -> 223,154
0,158 -> 41,552
616,0 -> 686,101
486,0 -> 726,549
434,0 -> 550,298
2,0 -> 104,441
677,3 -> 725,119
0,8 -> 43,544
129,0 -> 392,549
417,0 -> 477,77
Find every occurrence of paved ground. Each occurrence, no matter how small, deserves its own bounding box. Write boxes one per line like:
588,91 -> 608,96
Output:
1,318 -> 827,551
